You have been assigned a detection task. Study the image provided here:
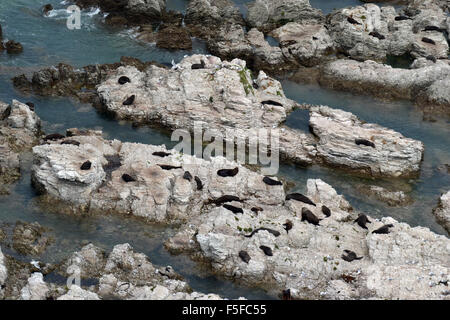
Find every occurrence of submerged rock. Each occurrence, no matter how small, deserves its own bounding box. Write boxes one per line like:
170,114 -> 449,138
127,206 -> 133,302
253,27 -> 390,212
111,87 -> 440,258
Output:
433,191 -> 450,234
4,40 -> 23,54
12,221 -> 52,256
156,25 -> 192,50
359,185 -> 413,206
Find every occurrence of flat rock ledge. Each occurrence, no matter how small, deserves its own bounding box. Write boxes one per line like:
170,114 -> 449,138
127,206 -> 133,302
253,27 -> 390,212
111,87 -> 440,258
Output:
165,178 -> 450,300
433,191 -> 450,234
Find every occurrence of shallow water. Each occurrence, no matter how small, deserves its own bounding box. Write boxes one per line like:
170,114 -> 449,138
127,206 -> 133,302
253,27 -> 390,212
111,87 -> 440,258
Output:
0,0 -> 449,300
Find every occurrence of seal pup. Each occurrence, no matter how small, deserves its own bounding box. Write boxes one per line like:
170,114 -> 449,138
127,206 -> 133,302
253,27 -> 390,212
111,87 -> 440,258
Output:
263,176 -> 282,186
355,139 -> 375,148
259,246 -> 273,256
285,193 -> 316,206
261,100 -> 283,107
347,16 -> 361,25
369,31 -> 385,40
217,167 -> 239,177
44,133 -> 65,141
322,205 -> 331,217
118,76 -> 131,85
223,204 -> 244,214
80,160 -> 91,170
422,37 -> 435,45
283,219 -> 293,233
152,151 -> 171,157
341,250 -> 363,262
194,176 -> 203,190
210,195 -> 242,205
61,140 -> 80,146
191,60 -> 205,70
395,16 -> 411,21
245,227 -> 280,238
122,173 -> 136,183
251,206 -> 263,213
239,250 -> 251,263
372,224 -> 394,234
183,171 -> 193,181
354,213 -> 371,229
25,102 -> 35,111
158,164 -> 182,170
122,95 -> 135,106
301,208 -> 321,225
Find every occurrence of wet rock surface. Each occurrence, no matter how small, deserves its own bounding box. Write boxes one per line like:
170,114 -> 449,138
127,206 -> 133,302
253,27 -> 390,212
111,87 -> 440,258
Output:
358,185 -> 413,206
166,178 -> 450,300
433,191 -> 450,234
12,221 -> 52,256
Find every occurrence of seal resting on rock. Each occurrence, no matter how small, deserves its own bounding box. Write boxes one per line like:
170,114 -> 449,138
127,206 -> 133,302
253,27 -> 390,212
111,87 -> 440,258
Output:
263,176 -> 282,186
261,100 -> 283,107
80,160 -> 91,170
158,164 -> 182,170
183,171 -> 193,181
372,224 -> 394,234
122,173 -> 136,182
44,133 -> 65,141
422,26 -> 442,32
283,219 -> 293,233
217,167 -> 239,177
191,60 -> 205,70
239,250 -> 251,263
347,16 -> 361,25
354,213 -> 371,229
355,139 -> 375,148
395,16 -> 411,21
122,95 -> 135,105
369,31 -> 385,40
25,102 -> 35,111
251,206 -> 263,213
422,37 -> 436,45
282,289 -> 292,300
322,205 -> 331,217
210,195 -> 242,205
152,151 -> 171,157
245,227 -> 280,238
426,55 -> 437,63
194,176 -> 203,190
301,208 -> 321,225
259,245 -> 273,256
223,204 -> 244,214
118,76 -> 131,85
285,193 -> 316,206
341,250 -> 363,262
61,140 -> 80,146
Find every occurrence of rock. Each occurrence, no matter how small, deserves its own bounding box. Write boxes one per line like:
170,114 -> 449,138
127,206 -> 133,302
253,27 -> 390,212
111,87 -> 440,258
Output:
246,0 -> 324,33
359,185 -> 413,206
156,25 -> 192,50
12,221 -> 52,256
57,285 -> 101,300
63,243 -> 107,278
4,40 -> 23,54
20,273 -> 49,300
166,178 -> 450,300
309,105 -> 424,177
0,247 -> 7,298
433,191 -> 450,233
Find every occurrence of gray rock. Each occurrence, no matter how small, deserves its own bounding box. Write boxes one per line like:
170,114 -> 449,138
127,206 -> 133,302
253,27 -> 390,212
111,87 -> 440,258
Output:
12,221 -> 52,256
57,285 -> 101,300
20,273 -> 49,300
433,191 -> 450,233
0,247 -> 6,298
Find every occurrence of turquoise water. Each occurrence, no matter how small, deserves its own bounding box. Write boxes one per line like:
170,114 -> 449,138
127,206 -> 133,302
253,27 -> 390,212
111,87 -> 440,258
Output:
0,0 -> 449,300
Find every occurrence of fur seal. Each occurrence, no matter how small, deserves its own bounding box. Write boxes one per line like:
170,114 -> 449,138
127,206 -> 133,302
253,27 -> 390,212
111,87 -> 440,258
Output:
191,60 -> 205,70
118,76 -> 131,85
285,193 -> 316,206
372,224 -> 394,234
210,195 -> 242,205
261,100 -> 283,107
1,105 -> 11,120
355,138 -> 375,148
183,171 -> 193,181
426,55 -> 437,63
283,219 -> 293,233
25,102 -> 35,111
44,133 -> 65,141
301,208 -> 321,225
354,213 -> 371,229
194,176 -> 203,190
223,204 -> 244,214
369,31 -> 385,40
217,167 -> 239,177
245,227 -> 280,238
80,160 -> 92,170
259,245 -> 273,256
322,205 -> 331,217
251,206 -> 263,213
152,151 -> 171,157
122,95 -> 135,106
263,176 -> 282,186
282,289 -> 292,300
122,173 -> 136,183
61,140 -> 80,146
395,16 -> 411,21
422,37 -> 436,45
341,250 -> 363,262
239,250 -> 251,263
422,26 -> 442,32
252,82 -> 259,89
347,16 -> 361,25
158,164 -> 182,170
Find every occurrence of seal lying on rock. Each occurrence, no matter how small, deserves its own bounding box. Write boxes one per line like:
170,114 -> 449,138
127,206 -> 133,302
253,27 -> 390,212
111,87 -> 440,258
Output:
183,171 -> 193,181
286,193 -> 316,206
347,16 -> 361,25
355,139 -> 375,148
121,173 -> 136,183
152,151 -> 171,157
422,37 -> 436,45
80,160 -> 91,171
239,250 -> 251,263
217,167 -> 239,177
301,208 -> 321,225
61,140 -> 80,146
251,206 -> 263,213
321,205 -> 331,217
191,60 -> 205,70
261,100 -> 283,107
122,95 -> 135,106
341,250 -> 363,262
282,289 -> 292,300
283,220 -> 293,233
395,16 -> 411,21
263,176 -> 282,186
245,227 -> 280,238
259,245 -> 273,256
223,204 -> 243,214
372,224 -> 394,234
422,26 -> 443,32
25,102 -> 35,111
44,133 -> 65,141
354,213 -> 371,229
369,31 -> 385,40
194,176 -> 203,190
158,164 -> 182,170
210,195 -> 242,205
118,76 -> 131,85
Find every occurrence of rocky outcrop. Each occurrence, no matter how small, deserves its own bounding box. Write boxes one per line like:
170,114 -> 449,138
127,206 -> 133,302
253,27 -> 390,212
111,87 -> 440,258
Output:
433,191 -> 450,234
57,285 -> 100,300
326,3 -> 449,62
246,0 -> 324,33
0,247 -> 6,299
12,221 -> 52,256
319,58 -> 450,113
359,185 -> 413,206
166,178 -> 450,300
20,273 -> 49,300
309,106 -> 424,177
156,25 -> 192,50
